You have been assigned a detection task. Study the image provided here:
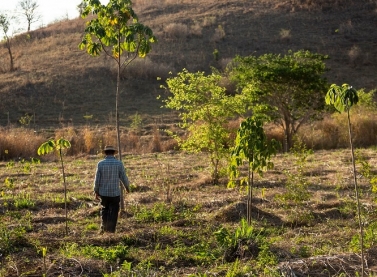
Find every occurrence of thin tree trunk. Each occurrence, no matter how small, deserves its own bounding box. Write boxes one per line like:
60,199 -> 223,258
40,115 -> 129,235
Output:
247,165 -> 253,225
347,110 -> 365,276
116,32 -> 125,212
6,37 -> 14,71
59,149 -> 68,235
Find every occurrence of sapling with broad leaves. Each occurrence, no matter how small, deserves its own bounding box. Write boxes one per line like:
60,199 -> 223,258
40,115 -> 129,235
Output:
161,69 -> 249,184
229,116 -> 280,225
325,83 -> 365,276
38,138 -> 71,235
79,0 -> 156,211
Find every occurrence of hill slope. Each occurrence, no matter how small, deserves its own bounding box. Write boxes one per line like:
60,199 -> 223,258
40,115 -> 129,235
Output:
0,0 -> 376,128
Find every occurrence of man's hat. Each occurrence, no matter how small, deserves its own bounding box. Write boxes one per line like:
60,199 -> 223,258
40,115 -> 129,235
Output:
103,145 -> 118,154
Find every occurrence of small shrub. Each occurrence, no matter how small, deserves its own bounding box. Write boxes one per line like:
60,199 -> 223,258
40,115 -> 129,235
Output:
190,22 -> 203,37
148,126 -> 163,153
213,25 -> 226,42
214,219 -> 263,262
348,45 -> 361,64
164,23 -> 188,39
279,28 -> 291,43
202,16 -> 216,27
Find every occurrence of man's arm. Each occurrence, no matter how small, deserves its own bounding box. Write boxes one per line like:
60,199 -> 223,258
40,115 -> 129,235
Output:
93,166 -> 101,198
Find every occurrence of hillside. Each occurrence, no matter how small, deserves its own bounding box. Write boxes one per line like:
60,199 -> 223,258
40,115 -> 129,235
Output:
0,0 -> 376,128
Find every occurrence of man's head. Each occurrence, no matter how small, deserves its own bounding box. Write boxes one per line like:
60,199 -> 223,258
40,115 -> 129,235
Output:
103,145 -> 117,156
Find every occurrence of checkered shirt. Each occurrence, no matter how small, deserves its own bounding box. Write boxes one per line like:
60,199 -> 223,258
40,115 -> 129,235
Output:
94,156 -> 130,197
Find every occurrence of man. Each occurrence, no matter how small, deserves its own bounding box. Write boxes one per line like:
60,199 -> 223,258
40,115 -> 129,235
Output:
94,145 -> 130,233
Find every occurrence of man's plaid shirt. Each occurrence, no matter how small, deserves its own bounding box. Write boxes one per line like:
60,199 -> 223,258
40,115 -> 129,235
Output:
94,156 -> 130,197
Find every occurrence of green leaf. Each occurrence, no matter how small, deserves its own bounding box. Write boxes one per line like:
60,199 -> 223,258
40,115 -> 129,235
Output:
37,140 -> 56,156
326,83 -> 358,113
37,139 -> 71,156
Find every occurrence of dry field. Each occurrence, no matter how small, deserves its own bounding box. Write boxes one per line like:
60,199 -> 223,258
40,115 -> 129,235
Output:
1,147 -> 377,276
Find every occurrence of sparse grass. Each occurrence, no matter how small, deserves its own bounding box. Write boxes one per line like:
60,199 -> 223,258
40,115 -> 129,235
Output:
1,148 -> 377,276
1,0 -> 377,275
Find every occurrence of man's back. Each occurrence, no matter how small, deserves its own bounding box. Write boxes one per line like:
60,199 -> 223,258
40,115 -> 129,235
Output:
94,156 -> 129,197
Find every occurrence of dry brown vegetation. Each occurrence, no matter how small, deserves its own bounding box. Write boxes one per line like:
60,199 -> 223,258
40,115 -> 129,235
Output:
0,0 -> 376,128
1,0 -> 377,276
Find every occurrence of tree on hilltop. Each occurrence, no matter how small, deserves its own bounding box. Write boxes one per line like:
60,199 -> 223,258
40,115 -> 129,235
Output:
0,13 -> 15,71
18,0 -> 41,32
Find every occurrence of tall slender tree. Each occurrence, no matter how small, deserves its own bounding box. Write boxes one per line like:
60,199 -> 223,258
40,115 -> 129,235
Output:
38,138 -> 72,235
79,0 -> 156,210
325,83 -> 365,276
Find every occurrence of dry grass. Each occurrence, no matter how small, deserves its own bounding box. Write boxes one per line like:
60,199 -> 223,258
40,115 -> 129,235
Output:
3,109 -> 377,160
1,0 -> 376,128
0,125 -> 178,160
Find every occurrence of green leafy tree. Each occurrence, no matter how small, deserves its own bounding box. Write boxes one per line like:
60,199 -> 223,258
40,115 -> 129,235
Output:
325,83 -> 365,276
230,50 -> 328,152
0,13 -> 15,71
229,116 -> 279,224
38,138 -> 71,235
79,0 -> 156,210
161,69 -> 248,183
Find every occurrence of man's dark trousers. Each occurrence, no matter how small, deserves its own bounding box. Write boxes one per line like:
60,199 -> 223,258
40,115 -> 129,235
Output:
100,196 -> 120,233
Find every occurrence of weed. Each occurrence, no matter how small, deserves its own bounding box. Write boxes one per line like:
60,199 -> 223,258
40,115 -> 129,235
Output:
350,221 -> 377,251
85,223 -> 99,231
4,177 -> 14,188
0,221 -> 27,254
133,202 -> 177,223
225,259 -> 251,277
14,192 -> 35,209
36,246 -> 48,277
82,243 -> 129,262
214,219 -> 265,262
6,160 -> 15,169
